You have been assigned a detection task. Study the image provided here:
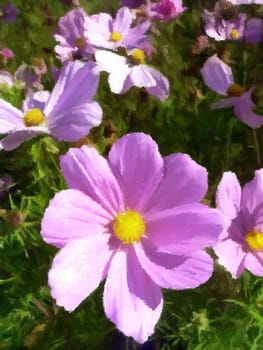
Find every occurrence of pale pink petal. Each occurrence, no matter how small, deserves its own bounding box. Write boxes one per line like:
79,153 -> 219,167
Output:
244,252 -> 263,276
49,236 -> 113,312
216,172 -> 241,220
146,204 -> 224,254
103,248 -> 163,343
129,65 -> 156,88
94,50 -> 130,94
135,241 -> 214,289
0,99 -> 24,133
145,153 -> 208,214
60,146 -> 124,216
108,133 -> 164,211
41,189 -> 112,248
214,238 -> 246,278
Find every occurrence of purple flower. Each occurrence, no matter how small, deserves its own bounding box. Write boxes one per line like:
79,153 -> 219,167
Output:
84,7 -> 151,52
214,170 -> 263,278
201,55 -> 263,128
245,18 -> 263,43
0,2 -> 19,23
0,60 -> 102,151
202,2 -> 246,41
41,132 -> 224,343
54,8 -> 94,63
95,50 -> 169,101
148,0 -> 186,22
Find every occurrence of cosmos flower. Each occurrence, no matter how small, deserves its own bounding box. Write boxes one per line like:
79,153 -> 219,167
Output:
95,50 -> 169,101
202,1 -> 246,41
84,7 -> 151,52
0,47 -> 14,63
0,60 -> 102,150
54,8 -> 94,62
214,170 -> 263,278
201,55 -> 263,128
41,132 -> 224,343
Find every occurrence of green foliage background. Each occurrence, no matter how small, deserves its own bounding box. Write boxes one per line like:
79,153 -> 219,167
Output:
0,0 -> 263,349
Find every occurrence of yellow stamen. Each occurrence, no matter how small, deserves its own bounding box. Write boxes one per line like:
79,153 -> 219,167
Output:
230,29 -> 239,40
113,208 -> 146,244
130,49 -> 146,65
227,83 -> 246,97
110,31 -> 123,42
23,108 -> 46,127
245,229 -> 263,251
74,37 -> 85,49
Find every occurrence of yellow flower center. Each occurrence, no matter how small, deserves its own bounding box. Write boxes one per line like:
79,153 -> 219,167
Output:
230,29 -> 239,40
227,83 -> 246,97
130,49 -> 146,65
74,37 -> 85,49
23,108 -> 46,127
113,208 -> 146,244
110,31 -> 123,42
245,229 -> 263,251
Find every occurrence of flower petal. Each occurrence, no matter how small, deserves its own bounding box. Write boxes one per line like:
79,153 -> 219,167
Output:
103,248 -> 163,343
0,99 -> 24,133
0,129 -> 43,151
48,235 -> 113,312
216,171 -> 241,220
145,153 -> 208,214
244,252 -> 263,276
144,67 -> 169,101
108,133 -> 164,211
95,50 -> 130,94
41,189 -> 112,248
146,204 -> 224,254
60,146 -> 124,216
214,238 -> 246,278
201,55 -> 233,95
233,90 -> 263,129
241,169 -> 263,221
135,241 -> 214,289
44,60 -> 100,122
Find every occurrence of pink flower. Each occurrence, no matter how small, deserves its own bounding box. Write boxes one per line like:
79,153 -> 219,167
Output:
0,47 -> 14,61
214,170 -> 263,278
41,132 -> 224,343
148,0 -> 186,22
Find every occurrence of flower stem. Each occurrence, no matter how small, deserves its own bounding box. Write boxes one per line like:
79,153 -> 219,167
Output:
253,128 -> 261,167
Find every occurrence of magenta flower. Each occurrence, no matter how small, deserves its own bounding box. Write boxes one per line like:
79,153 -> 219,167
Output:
0,60 -> 102,151
148,0 -> 186,22
0,47 -> 14,62
214,170 -> 263,278
95,50 -> 169,101
84,7 -> 151,52
120,0 -> 144,7
41,132 -> 224,343
54,8 -> 94,63
201,55 -> 263,128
